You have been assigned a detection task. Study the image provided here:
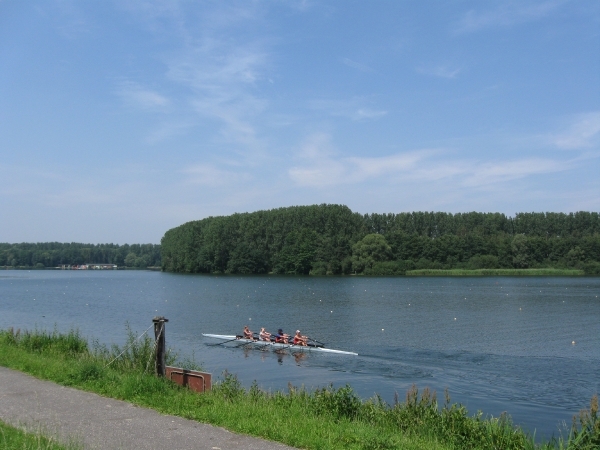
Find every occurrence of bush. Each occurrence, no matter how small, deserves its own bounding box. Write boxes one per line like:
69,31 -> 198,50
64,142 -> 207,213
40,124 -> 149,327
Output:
467,255 -> 499,269
309,261 -> 328,276
582,261 -> 600,275
364,261 -> 407,275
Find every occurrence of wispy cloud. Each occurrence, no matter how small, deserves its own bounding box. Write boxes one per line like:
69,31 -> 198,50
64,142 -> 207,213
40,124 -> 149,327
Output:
455,0 -> 566,33
288,133 -> 346,187
116,81 -> 170,111
120,2 -> 272,157
354,109 -> 388,120
416,65 -> 461,79
308,98 -> 387,121
145,121 -> 193,144
552,112 -> 600,150
51,1 -> 92,39
346,152 -> 434,181
460,158 -> 569,187
341,57 -> 374,72
0,162 -> 148,208
182,163 -> 251,186
289,135 -> 437,187
289,138 -> 580,189
164,32 -> 270,157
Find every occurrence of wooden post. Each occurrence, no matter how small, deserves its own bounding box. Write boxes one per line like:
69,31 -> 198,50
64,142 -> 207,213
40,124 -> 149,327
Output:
152,316 -> 169,377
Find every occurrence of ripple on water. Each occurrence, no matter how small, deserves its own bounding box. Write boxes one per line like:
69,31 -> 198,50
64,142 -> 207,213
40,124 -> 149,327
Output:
1,271 -> 598,440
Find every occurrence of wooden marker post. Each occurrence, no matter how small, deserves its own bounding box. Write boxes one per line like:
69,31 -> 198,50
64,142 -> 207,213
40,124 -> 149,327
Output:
152,316 -> 169,377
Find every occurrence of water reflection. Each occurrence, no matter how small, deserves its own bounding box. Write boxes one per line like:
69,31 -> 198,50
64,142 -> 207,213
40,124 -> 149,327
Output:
293,351 -> 308,365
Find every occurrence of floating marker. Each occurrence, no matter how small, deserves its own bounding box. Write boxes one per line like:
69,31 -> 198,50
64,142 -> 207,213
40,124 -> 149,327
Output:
572,341 -> 575,345
382,328 -> 384,331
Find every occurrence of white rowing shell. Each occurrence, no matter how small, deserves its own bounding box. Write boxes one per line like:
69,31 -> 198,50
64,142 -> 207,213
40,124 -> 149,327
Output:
202,333 -> 358,356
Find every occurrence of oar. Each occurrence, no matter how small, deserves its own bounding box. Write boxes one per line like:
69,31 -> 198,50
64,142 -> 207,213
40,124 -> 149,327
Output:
306,336 -> 325,347
207,336 -> 240,346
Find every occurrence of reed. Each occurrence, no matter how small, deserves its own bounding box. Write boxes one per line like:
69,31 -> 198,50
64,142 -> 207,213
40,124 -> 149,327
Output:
1,328 -> 598,450
406,268 -> 585,276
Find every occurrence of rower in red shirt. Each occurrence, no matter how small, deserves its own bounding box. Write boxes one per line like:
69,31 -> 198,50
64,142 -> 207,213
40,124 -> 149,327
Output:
293,330 -> 308,346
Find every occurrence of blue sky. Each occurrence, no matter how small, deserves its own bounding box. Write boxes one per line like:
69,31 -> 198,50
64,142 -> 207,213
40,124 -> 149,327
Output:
1,1 -> 599,244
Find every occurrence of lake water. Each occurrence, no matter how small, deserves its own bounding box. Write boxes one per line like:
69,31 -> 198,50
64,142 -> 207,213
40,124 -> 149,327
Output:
1,270 -> 598,439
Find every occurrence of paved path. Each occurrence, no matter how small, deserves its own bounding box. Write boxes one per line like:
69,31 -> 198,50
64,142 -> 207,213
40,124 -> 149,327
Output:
0,367 -> 296,450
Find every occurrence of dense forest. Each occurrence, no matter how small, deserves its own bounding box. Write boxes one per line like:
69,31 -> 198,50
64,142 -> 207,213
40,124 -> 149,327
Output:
160,205 -> 600,275
0,242 -> 161,269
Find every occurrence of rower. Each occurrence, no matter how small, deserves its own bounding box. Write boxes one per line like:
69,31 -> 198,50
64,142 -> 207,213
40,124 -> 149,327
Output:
274,328 -> 289,343
259,327 -> 271,341
242,325 -> 256,340
293,330 -> 308,346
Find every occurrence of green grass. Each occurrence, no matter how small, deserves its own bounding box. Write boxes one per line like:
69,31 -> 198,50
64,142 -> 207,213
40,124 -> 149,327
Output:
0,420 -> 81,450
406,268 -> 585,276
1,327 -> 598,450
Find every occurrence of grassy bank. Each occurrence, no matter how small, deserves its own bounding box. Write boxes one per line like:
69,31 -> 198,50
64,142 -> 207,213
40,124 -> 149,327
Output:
406,268 -> 585,276
0,420 -> 80,450
0,328 -> 598,450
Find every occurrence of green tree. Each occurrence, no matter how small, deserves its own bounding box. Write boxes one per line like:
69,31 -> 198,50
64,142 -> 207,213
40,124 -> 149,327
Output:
124,252 -> 137,267
467,255 -> 499,269
566,246 -> 585,267
351,234 -> 392,273
512,234 -> 529,268
273,229 -> 318,274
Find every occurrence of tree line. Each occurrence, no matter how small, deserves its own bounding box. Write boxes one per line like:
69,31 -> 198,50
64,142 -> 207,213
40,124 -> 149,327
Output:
0,242 -> 161,269
160,205 -> 600,275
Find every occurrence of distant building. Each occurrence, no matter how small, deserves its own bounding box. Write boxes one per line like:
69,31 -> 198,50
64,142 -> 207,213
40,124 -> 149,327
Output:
59,264 -> 117,270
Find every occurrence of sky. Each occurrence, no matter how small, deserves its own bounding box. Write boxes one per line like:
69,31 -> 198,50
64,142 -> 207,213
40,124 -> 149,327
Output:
1,0 -> 599,244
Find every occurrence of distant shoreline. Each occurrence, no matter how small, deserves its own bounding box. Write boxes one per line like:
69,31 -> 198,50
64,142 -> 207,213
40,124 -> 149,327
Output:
1,266 -> 590,277
0,266 -> 161,271
405,268 -> 585,276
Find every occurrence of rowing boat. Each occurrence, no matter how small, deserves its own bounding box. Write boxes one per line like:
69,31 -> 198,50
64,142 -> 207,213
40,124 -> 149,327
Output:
202,334 -> 358,356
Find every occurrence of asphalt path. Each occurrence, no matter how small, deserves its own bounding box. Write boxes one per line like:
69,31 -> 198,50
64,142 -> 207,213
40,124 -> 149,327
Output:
0,366 -> 296,450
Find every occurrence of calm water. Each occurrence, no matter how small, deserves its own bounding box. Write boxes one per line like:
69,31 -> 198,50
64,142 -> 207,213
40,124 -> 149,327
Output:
1,270 -> 599,439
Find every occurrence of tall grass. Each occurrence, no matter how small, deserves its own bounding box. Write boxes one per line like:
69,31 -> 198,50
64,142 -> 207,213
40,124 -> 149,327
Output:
1,327 -> 598,450
90,323 -> 169,374
406,268 -> 585,276
0,420 -> 81,450
2,327 -> 88,356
